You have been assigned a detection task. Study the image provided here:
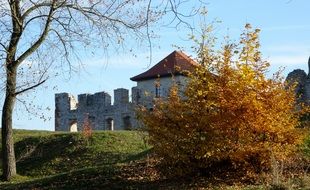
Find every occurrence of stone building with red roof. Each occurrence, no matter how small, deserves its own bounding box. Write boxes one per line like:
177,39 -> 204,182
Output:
131,50 -> 197,108
55,51 -> 197,132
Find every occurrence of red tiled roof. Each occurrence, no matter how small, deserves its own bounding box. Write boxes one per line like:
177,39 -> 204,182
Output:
130,51 -> 197,81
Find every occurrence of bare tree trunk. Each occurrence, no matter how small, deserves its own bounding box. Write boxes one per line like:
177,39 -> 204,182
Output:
1,66 -> 17,181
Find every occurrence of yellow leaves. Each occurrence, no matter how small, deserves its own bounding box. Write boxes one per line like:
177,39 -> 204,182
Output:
205,152 -> 212,158
137,23 -> 304,176
245,23 -> 252,29
197,90 -> 203,96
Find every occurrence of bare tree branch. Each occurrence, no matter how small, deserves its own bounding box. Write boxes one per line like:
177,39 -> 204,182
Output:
16,1 -> 56,66
146,0 -> 152,66
15,77 -> 48,96
22,2 -> 53,20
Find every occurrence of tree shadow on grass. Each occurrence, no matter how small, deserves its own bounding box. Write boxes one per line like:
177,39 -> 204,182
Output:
12,134 -> 147,177
0,160 -> 184,190
14,134 -> 83,176
122,148 -> 153,163
0,149 -> 244,190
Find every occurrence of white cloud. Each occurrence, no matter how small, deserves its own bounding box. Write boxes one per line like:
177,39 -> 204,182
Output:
267,55 -> 308,66
264,45 -> 310,54
263,44 -> 310,67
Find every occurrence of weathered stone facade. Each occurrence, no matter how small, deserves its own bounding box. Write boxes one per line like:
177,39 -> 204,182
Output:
286,57 -> 310,105
55,88 -> 137,131
55,51 -> 197,131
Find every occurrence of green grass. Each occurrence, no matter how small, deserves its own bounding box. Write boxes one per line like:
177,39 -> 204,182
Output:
15,131 -> 148,177
1,130 -> 310,189
0,130 -> 152,189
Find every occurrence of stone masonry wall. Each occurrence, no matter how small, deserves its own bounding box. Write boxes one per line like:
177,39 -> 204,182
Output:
132,75 -> 189,109
55,88 -> 137,131
285,57 -> 310,106
55,74 -> 190,131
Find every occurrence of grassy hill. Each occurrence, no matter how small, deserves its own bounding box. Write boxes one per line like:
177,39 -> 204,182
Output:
0,130 -> 154,189
1,130 -> 310,189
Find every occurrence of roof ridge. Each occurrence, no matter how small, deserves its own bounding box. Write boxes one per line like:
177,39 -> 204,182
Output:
175,50 -> 198,66
130,50 -> 197,81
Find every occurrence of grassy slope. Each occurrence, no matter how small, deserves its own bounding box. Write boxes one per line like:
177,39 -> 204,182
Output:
0,130 -> 152,189
1,130 -> 310,189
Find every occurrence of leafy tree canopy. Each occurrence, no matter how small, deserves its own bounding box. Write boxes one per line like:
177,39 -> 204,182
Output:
138,24 -> 305,178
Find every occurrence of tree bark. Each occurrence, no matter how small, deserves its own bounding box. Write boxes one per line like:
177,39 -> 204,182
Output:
1,66 -> 17,181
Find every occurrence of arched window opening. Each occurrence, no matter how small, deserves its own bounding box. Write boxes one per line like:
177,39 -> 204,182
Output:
106,118 -> 114,131
123,116 -> 132,130
69,120 -> 78,132
155,85 -> 161,98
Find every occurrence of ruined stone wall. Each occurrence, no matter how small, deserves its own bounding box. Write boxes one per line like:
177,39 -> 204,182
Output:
55,75 -> 188,132
55,88 -> 137,131
55,93 -> 78,131
285,57 -> 310,106
304,80 -> 310,105
286,64 -> 310,126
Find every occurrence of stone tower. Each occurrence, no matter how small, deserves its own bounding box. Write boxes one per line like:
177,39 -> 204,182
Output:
308,56 -> 310,78
286,56 -> 310,105
55,93 -> 77,131
76,92 -> 112,130
114,88 -> 129,105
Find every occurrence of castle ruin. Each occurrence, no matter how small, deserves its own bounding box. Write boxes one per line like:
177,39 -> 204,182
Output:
55,52 -> 310,132
55,88 -> 137,131
285,56 -> 310,105
55,51 -> 197,131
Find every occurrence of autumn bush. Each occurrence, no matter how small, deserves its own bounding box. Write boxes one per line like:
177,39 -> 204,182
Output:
82,114 -> 93,144
138,24 -> 305,177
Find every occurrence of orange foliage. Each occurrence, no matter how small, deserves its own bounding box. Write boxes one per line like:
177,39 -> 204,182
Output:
82,114 -> 93,140
138,24 -> 305,175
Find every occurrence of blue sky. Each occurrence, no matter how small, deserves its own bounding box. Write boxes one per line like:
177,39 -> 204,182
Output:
13,0 -> 310,130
